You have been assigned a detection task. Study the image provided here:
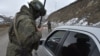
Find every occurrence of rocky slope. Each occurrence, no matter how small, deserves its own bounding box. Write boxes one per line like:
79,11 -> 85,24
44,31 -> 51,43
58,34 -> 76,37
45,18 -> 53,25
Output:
48,0 -> 100,25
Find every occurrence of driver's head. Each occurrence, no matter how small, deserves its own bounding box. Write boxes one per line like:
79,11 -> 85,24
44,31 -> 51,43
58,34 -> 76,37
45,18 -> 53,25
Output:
75,33 -> 90,43
28,0 -> 46,19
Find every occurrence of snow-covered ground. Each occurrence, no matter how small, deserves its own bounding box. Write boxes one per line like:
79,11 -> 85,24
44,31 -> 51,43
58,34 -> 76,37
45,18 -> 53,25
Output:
43,18 -> 100,28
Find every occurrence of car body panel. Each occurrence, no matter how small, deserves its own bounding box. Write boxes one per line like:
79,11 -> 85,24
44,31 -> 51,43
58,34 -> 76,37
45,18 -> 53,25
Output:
36,45 -> 53,56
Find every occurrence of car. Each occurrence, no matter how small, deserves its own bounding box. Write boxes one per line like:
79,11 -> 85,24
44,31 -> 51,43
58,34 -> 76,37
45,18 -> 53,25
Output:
34,26 -> 100,56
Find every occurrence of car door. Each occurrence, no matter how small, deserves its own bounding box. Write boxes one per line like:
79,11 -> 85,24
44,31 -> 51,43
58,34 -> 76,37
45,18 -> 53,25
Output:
58,31 -> 100,56
35,30 -> 69,56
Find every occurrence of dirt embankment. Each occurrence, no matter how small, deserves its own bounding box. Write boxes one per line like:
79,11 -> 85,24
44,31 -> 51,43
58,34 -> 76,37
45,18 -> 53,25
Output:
0,24 -> 10,28
48,0 -> 100,24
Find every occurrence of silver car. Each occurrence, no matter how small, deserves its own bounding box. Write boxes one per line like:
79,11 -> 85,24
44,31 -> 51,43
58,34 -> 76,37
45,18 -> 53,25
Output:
34,26 -> 100,56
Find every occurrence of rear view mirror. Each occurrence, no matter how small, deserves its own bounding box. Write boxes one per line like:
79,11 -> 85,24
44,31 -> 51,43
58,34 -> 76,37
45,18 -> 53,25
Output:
39,40 -> 44,45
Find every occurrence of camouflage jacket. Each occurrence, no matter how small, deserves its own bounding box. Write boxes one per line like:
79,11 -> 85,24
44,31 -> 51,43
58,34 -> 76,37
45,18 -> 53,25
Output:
9,5 -> 42,51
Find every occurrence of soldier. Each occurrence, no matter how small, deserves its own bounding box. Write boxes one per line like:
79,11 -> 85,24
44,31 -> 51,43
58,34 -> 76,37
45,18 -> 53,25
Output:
6,0 -> 46,56
47,20 -> 52,33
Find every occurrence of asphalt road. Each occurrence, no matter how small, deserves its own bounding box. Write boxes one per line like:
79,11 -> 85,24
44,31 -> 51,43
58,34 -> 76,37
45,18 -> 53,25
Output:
0,27 -> 49,56
0,27 -> 9,56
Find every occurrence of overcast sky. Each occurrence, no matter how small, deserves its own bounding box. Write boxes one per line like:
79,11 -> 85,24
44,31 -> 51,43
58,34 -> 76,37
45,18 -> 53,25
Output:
0,0 -> 76,17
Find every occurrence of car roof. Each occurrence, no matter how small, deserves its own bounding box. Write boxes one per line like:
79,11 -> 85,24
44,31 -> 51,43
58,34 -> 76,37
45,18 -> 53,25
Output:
54,25 -> 100,42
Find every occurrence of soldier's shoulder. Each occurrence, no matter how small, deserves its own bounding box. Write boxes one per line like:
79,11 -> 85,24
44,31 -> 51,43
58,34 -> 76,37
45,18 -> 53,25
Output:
17,15 -> 31,22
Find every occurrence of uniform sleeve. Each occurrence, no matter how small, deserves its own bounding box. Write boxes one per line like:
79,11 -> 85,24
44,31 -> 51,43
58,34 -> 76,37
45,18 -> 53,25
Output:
17,16 -> 42,49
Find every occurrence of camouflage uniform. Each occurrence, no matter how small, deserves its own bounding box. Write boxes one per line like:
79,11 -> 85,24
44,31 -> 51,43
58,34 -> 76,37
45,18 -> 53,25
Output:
6,0 -> 46,56
47,20 -> 52,33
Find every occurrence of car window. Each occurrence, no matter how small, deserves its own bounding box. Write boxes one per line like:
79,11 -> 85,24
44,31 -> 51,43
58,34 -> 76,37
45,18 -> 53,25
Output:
45,30 -> 68,54
60,31 -> 99,56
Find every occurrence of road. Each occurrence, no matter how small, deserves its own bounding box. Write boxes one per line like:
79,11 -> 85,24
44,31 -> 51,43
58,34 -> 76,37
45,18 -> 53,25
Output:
0,27 -> 49,56
0,27 -> 9,56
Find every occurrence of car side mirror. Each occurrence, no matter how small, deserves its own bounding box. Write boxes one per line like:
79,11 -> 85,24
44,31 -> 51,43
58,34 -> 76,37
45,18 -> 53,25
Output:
40,40 -> 44,45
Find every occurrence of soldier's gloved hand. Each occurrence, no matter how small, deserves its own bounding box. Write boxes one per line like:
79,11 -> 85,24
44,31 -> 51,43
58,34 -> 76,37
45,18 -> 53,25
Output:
37,27 -> 43,32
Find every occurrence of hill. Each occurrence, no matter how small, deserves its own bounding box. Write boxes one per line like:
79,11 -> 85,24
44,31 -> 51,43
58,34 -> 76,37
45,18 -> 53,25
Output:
47,0 -> 100,25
